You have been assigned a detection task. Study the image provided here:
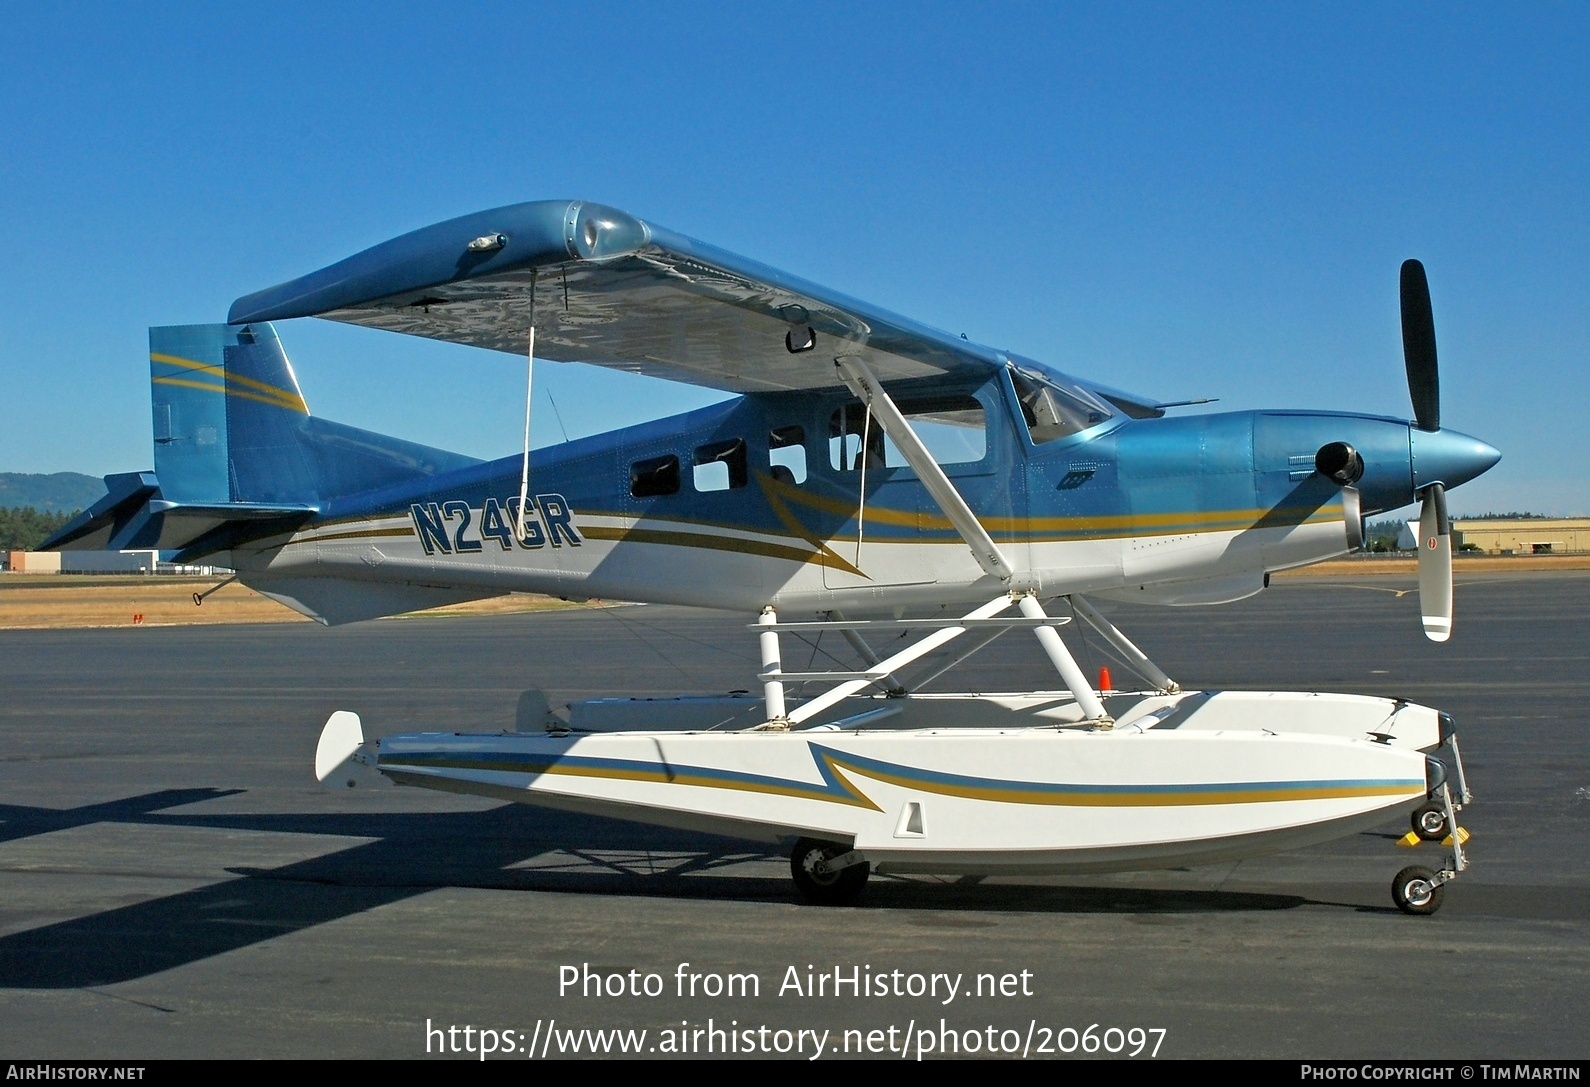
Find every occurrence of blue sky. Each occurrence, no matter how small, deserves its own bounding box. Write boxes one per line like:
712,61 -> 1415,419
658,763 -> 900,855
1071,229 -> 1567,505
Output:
1,3 -> 1584,514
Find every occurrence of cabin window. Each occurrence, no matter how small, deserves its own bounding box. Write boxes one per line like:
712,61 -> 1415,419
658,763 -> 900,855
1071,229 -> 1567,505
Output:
828,395 -> 986,471
1008,364 -> 1113,444
630,454 -> 680,498
768,425 -> 807,485
693,438 -> 748,492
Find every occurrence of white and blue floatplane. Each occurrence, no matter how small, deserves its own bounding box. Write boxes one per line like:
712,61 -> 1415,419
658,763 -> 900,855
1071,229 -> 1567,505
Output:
46,201 -> 1492,911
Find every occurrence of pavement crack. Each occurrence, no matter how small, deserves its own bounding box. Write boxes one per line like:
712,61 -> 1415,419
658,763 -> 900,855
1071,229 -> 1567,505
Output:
80,987 -> 176,1014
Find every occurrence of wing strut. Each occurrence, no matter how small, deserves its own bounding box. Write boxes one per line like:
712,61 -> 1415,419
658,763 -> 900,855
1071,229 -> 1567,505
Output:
515,324 -> 535,543
833,355 -> 1015,582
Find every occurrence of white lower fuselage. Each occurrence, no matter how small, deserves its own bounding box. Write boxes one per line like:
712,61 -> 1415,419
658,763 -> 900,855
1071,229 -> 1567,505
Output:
232,507 -> 1354,622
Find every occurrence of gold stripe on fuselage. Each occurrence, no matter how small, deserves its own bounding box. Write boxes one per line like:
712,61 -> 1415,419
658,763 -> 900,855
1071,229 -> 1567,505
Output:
580,525 -> 859,573
306,526 -> 418,545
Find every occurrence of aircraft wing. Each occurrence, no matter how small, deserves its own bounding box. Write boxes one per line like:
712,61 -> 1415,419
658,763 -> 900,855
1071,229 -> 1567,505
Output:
228,200 -> 1006,394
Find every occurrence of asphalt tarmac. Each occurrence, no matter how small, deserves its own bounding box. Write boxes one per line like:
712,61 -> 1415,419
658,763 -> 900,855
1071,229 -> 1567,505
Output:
0,571 -> 1585,1059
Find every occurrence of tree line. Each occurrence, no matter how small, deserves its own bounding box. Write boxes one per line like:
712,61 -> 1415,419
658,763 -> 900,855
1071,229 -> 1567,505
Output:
0,507 -> 76,552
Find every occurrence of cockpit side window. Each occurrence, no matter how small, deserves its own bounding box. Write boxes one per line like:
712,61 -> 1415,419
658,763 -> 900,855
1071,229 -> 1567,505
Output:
1008,365 -> 1113,444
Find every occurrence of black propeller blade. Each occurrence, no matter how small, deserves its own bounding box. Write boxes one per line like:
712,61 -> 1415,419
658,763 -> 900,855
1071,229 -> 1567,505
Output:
1400,259 -> 1440,432
1401,258 -> 1453,640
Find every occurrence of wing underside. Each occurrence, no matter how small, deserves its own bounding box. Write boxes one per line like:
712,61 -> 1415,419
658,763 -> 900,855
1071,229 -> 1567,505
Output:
230,200 -> 1005,395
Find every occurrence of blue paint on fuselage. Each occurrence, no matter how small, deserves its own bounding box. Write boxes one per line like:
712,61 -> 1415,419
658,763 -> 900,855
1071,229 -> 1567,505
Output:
313,365 -> 1481,546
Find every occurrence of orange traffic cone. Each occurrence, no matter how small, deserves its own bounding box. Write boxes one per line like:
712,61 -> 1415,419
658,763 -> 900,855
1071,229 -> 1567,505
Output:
1098,666 -> 1113,692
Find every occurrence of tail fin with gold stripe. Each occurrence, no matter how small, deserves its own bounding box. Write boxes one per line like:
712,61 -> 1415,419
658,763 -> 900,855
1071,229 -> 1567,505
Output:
150,323 -> 310,504
42,323 -> 477,561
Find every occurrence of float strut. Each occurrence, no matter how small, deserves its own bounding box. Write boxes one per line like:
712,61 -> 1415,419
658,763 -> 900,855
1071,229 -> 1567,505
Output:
758,607 -> 788,725
1069,594 -> 1180,694
787,594 -> 1015,726
830,611 -> 906,696
908,627 -> 1011,691
1019,594 -> 1111,722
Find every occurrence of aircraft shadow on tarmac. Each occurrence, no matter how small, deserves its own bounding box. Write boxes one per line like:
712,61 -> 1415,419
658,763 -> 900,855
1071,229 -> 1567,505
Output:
0,788 -> 1315,989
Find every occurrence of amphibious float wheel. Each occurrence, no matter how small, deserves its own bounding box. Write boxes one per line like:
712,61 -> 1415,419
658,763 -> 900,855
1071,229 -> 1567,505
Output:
1411,802 -> 1449,842
790,838 -> 869,906
1392,865 -> 1444,915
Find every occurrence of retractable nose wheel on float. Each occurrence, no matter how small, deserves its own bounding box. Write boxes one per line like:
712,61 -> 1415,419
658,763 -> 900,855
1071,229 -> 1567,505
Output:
790,838 -> 870,906
1391,865 -> 1445,915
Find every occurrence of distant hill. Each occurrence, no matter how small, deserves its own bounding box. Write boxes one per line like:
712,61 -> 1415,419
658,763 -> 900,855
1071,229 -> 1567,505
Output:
0,472 -> 106,514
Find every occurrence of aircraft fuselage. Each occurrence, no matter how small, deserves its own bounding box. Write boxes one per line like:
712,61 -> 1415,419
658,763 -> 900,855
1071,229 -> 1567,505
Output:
223,363 -> 1498,622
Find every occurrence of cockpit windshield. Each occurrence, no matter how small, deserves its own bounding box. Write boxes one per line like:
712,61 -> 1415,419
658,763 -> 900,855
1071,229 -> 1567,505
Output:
1007,361 -> 1114,444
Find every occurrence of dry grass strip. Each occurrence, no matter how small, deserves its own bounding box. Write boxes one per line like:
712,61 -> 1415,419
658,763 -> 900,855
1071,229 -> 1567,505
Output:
1275,554 -> 1590,577
0,577 -> 588,630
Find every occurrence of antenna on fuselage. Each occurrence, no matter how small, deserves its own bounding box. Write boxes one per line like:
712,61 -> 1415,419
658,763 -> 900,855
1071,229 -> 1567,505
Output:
515,272 -> 537,544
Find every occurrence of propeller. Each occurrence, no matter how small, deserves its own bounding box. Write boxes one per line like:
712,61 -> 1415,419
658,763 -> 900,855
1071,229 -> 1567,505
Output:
1400,259 -> 1440,432
1416,481 -> 1452,642
1401,259 -> 1452,642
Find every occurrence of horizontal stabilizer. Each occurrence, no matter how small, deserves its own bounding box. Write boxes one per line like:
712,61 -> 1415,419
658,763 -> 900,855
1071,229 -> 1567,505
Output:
41,471 -> 313,556
40,472 -> 159,551
49,322 -> 484,570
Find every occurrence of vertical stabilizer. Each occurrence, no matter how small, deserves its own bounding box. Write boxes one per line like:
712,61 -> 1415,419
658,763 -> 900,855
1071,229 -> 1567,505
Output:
149,321 -> 477,512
